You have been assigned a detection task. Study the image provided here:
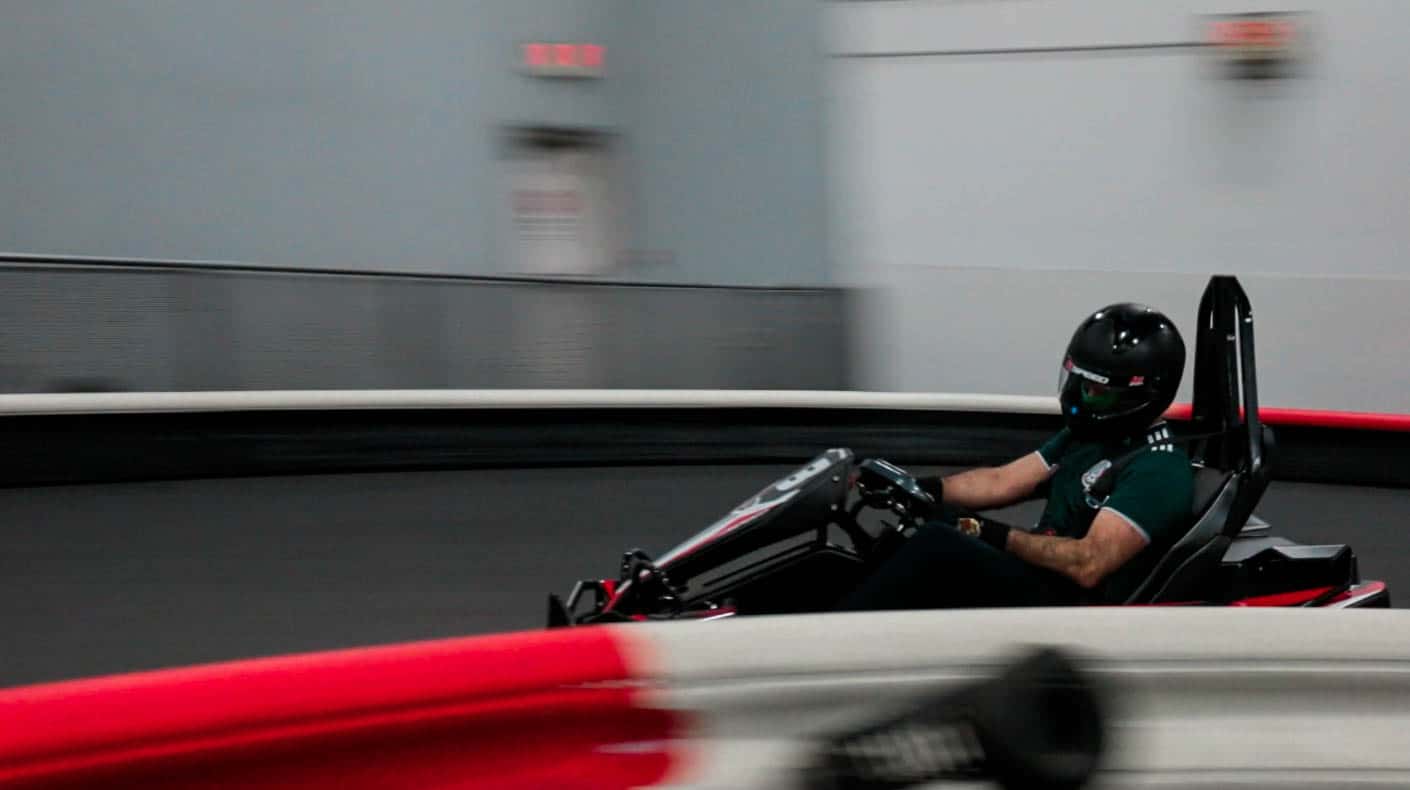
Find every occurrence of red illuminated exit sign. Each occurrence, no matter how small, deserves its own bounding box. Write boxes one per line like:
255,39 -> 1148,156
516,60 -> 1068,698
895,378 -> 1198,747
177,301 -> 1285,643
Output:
521,42 -> 605,79
1204,11 -> 1306,79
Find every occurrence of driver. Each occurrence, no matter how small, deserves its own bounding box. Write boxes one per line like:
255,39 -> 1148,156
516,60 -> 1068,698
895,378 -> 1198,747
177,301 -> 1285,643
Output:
838,303 -> 1194,610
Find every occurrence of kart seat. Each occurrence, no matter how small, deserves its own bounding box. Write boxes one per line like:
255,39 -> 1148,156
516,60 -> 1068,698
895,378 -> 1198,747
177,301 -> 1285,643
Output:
1190,466 -> 1236,526
1123,426 -> 1276,604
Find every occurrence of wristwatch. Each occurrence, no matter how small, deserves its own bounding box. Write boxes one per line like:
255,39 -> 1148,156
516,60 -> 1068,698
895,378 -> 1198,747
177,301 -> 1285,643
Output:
957,517 -> 983,538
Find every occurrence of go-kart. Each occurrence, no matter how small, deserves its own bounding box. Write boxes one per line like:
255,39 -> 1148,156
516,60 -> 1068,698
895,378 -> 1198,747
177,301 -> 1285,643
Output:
548,277 -> 1390,625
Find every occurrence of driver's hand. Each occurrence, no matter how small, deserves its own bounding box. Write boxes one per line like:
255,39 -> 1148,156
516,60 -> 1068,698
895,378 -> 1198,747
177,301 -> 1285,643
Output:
916,475 -> 944,505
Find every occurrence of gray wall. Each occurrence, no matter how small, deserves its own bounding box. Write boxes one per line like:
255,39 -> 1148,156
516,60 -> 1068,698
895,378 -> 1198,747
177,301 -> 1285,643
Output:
613,0 -> 831,286
828,0 -> 1410,412
0,263 -> 850,392
0,1 -> 624,275
851,266 -> 1410,414
1,1 -> 830,287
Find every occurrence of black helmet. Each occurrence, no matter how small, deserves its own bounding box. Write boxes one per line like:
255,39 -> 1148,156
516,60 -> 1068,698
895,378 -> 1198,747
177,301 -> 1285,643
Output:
1059,303 -> 1185,441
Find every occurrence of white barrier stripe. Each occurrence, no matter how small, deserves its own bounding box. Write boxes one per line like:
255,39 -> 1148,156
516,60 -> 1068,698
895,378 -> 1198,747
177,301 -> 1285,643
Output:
0,390 -> 1061,416
630,609 -> 1410,788
633,609 -> 1410,680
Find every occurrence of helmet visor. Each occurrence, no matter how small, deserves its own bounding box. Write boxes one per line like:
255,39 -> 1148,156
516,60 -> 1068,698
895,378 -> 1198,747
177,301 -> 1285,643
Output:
1079,380 -> 1122,412
1060,360 -> 1148,418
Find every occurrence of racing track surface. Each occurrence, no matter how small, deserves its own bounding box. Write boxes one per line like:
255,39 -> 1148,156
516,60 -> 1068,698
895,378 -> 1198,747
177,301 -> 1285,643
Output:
4,465 -> 1409,687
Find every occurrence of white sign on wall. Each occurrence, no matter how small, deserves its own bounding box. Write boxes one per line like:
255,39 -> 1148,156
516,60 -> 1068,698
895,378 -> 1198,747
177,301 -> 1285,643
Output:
505,134 -> 618,277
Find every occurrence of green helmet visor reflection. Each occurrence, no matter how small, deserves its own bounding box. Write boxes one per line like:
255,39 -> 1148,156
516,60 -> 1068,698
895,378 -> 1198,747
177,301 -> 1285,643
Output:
1079,380 -> 1122,412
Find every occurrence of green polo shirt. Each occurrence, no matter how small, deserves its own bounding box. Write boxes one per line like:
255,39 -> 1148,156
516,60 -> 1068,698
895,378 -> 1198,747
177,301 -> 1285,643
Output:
1034,424 -> 1194,603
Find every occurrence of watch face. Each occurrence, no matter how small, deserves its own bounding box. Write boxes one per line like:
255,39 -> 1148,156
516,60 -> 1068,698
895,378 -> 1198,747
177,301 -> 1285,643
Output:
957,517 -> 981,537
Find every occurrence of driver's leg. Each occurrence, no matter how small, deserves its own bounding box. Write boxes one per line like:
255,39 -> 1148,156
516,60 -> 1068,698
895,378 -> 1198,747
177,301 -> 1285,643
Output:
836,524 -> 1082,611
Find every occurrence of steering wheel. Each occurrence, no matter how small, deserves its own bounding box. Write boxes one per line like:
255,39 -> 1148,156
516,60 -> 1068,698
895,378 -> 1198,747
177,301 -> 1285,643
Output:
854,458 -> 936,521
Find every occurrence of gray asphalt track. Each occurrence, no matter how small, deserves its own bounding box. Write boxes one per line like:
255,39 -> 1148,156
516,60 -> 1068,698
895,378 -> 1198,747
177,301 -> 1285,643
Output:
4,466 -> 1407,687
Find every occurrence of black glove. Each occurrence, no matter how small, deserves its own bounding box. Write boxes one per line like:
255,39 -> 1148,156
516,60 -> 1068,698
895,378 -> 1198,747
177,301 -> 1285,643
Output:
916,475 -> 944,504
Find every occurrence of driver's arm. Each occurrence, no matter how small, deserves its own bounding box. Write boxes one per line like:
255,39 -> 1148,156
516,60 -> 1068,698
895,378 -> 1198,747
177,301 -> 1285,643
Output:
938,452 -> 1053,511
1002,448 -> 1193,589
1003,511 -> 1148,589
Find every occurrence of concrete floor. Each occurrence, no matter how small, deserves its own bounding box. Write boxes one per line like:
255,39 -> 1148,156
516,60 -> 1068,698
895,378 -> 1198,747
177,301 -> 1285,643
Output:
4,465 -> 1406,687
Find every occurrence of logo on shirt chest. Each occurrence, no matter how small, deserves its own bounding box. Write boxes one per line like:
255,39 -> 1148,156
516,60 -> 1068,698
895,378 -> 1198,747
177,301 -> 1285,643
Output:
1081,459 -> 1113,509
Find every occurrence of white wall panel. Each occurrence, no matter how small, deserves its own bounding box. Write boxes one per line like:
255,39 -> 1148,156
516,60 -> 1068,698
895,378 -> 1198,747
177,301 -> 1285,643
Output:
827,1 -> 1410,408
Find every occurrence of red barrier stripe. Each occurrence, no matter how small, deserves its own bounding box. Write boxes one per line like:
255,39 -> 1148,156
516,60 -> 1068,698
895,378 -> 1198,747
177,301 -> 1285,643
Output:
1230,586 -> 1337,607
0,628 -> 685,789
1164,403 -> 1410,432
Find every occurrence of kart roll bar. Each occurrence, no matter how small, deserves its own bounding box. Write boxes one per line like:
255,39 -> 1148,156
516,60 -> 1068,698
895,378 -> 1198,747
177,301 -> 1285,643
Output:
1189,276 -> 1268,530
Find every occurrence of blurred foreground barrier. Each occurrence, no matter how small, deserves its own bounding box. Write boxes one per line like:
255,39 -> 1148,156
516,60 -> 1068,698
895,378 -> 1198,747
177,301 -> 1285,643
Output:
0,627 -> 682,790
3,608 -> 1410,789
1,390 -> 1408,487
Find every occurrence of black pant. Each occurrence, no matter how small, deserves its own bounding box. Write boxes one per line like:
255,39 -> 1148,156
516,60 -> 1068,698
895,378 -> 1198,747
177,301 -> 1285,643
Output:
836,523 -> 1085,612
